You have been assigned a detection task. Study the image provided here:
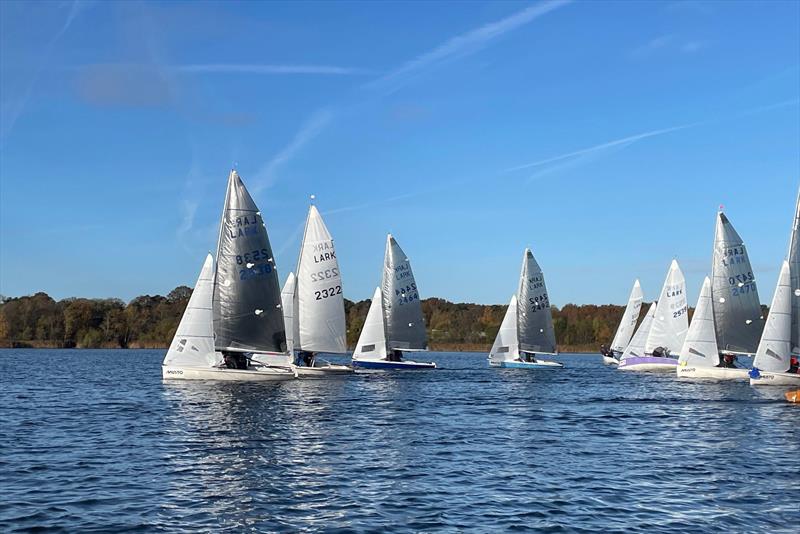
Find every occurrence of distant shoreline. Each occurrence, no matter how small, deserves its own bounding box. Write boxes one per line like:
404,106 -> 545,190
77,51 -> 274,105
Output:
0,340 -> 597,354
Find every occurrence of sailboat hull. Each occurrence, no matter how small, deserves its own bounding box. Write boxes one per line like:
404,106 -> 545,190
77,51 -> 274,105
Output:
749,370 -> 800,386
162,365 -> 297,381
492,360 -> 563,369
352,359 -> 436,370
602,356 -> 619,366
295,363 -> 354,377
676,365 -> 749,380
617,356 -> 679,372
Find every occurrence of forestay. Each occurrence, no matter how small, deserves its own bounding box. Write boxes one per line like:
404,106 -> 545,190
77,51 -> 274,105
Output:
646,260 -> 688,355
353,287 -> 388,360
678,277 -> 718,367
753,261 -> 792,373
489,295 -> 520,364
517,248 -> 557,354
711,212 -> 764,354
164,254 -> 219,368
212,170 -> 286,353
611,279 -> 644,353
788,191 -> 800,354
382,235 -> 427,350
296,205 -> 347,353
280,272 -> 297,355
621,303 -> 657,361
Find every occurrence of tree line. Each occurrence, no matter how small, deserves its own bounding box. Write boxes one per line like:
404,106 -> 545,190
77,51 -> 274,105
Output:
1,288 -> 765,351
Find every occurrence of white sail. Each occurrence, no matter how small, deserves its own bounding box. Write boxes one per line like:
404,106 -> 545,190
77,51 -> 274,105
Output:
753,261 -> 792,373
164,254 -> 219,368
645,260 -> 688,355
352,287 -> 388,361
788,190 -> 800,354
678,277 -> 718,367
296,204 -> 347,353
621,303 -> 657,361
489,295 -> 520,364
280,272 -> 297,355
611,279 -> 644,353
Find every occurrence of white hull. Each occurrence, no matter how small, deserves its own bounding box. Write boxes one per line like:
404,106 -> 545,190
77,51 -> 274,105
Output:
295,363 -> 354,377
676,366 -> 749,380
602,356 -> 619,366
750,371 -> 800,386
162,365 -> 296,381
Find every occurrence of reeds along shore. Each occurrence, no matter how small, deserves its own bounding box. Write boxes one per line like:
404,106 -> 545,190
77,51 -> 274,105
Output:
2,291 -> 731,352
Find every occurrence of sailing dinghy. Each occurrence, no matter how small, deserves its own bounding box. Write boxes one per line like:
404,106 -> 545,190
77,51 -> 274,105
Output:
352,234 -> 435,369
677,277 -> 748,379
618,260 -> 687,371
277,204 -> 353,376
488,249 -> 562,369
710,210 -> 764,367
604,279 -> 643,365
750,261 -> 800,386
162,170 -> 296,381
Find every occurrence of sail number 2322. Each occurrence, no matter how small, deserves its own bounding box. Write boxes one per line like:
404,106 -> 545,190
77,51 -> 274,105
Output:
315,286 -> 342,300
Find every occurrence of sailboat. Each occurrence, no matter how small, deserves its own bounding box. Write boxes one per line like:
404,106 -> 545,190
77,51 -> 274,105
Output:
162,170 -> 296,381
278,203 -> 353,376
488,249 -> 563,369
351,234 -> 436,369
618,260 -> 687,371
750,261 -> 800,386
676,277 -> 748,379
710,210 -> 764,363
604,279 -> 643,365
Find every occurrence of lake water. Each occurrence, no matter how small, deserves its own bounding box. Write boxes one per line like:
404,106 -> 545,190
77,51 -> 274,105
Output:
1,350 -> 798,533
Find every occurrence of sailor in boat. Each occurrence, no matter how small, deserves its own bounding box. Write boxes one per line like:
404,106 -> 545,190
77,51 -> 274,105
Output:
387,350 -> 404,362
789,355 -> 799,374
651,346 -> 667,358
718,353 -> 738,368
296,351 -> 315,367
600,344 -> 614,359
518,352 -> 537,363
223,351 -> 249,370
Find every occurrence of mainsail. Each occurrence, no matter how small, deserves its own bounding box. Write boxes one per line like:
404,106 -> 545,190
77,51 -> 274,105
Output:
517,248 -> 557,354
753,261 -> 792,373
788,191 -> 800,354
488,295 -> 520,364
381,234 -> 427,350
678,277 -> 718,368
212,170 -> 286,353
621,303 -> 657,360
295,204 -> 346,353
164,254 -> 219,368
646,260 -> 688,355
611,279 -> 644,353
711,211 -> 764,354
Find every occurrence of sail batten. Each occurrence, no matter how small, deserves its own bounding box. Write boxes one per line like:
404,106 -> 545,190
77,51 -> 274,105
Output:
212,170 -> 286,353
711,211 -> 764,354
517,249 -> 557,354
611,279 -> 644,353
382,235 -> 427,350
295,205 -> 347,353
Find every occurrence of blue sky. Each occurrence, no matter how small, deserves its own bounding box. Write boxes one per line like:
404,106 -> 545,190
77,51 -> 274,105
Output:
1,0 -> 798,307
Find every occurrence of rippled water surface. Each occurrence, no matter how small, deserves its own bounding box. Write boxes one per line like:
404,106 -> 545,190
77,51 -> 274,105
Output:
1,350 -> 798,533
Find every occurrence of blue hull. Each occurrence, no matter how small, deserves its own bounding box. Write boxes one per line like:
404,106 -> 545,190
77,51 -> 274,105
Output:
352,360 -> 436,370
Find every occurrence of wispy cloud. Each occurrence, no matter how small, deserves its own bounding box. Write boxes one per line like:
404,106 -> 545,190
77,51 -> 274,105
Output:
175,64 -> 373,75
364,0 -> 572,95
252,108 -> 334,192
